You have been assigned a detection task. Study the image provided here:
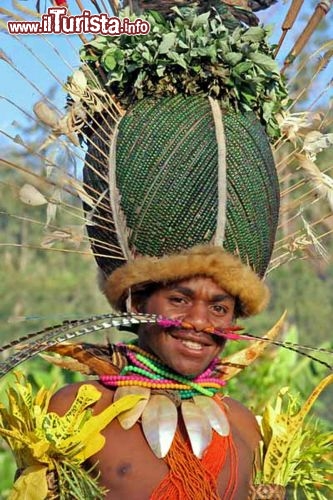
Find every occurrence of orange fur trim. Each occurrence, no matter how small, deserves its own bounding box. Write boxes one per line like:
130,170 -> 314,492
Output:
103,246 -> 269,317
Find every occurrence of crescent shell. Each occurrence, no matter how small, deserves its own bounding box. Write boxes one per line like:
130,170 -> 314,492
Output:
181,400 -> 212,458
141,394 -> 177,458
193,395 -> 230,436
114,386 -> 150,429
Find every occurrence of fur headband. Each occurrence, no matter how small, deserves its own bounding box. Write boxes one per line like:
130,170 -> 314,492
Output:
102,246 -> 270,317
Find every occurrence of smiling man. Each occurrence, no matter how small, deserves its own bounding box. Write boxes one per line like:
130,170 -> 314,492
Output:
48,246 -> 275,499
135,277 -> 233,377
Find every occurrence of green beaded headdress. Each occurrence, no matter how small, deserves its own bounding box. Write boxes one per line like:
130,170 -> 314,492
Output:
81,2 -> 282,314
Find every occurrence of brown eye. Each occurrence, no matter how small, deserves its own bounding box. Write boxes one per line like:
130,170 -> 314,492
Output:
169,296 -> 187,305
211,305 -> 227,314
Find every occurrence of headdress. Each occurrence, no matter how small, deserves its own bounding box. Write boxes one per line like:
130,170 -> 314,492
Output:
79,2 -> 283,316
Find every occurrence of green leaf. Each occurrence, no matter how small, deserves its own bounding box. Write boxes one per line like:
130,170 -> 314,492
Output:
169,52 -> 187,70
178,40 -> 189,49
126,63 -> 140,73
85,37 -> 108,51
170,6 -> 184,18
102,53 -> 116,71
141,49 -> 153,62
192,65 -> 202,74
156,66 -> 166,77
80,53 -> 99,62
158,32 -> 177,54
223,52 -> 243,66
241,27 -> 266,43
148,10 -> 166,24
192,11 -> 210,28
233,61 -> 253,75
249,52 -> 280,75
134,70 -> 147,89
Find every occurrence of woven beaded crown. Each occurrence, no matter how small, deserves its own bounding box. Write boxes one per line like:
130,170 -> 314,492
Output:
85,95 -> 279,278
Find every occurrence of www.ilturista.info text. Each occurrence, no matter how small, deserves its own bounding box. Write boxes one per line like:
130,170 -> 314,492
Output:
7,7 -> 150,35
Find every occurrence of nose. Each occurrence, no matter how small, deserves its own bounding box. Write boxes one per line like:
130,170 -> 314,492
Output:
183,301 -> 211,332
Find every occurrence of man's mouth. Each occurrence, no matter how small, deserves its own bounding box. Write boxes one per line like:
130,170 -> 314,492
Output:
169,330 -> 212,349
180,339 -> 204,351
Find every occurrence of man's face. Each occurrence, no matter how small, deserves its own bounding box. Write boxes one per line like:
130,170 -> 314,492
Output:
134,276 -> 236,377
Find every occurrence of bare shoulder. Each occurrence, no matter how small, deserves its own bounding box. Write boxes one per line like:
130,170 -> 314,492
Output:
48,380 -> 114,416
223,396 -> 261,449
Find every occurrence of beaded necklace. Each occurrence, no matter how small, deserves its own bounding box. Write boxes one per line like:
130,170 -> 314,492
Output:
100,343 -> 226,399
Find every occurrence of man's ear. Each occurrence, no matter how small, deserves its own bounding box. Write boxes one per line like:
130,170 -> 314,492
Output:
128,290 -> 145,314
130,302 -> 140,313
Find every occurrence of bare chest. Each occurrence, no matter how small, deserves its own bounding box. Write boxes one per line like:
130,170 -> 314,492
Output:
88,418 -> 253,500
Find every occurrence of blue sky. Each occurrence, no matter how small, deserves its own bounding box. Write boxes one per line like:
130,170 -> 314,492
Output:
1,0 -> 85,136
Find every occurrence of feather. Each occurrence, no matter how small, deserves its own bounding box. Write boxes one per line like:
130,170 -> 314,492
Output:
296,153 -> 333,211
13,0 -> 41,18
40,353 -> 91,374
282,1 -> 333,71
220,312 -> 286,380
47,342 -> 128,375
209,97 -> 227,247
275,0 -> 304,56
19,184 -> 48,206
1,310 -> 332,380
108,125 -> 132,261
0,313 -> 158,379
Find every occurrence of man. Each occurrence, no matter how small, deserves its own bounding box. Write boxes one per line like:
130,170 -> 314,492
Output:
49,247 -> 269,499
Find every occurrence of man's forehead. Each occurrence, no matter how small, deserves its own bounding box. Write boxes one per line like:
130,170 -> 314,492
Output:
161,276 -> 235,299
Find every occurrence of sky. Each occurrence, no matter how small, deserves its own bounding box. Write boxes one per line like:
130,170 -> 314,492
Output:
0,0 -> 85,135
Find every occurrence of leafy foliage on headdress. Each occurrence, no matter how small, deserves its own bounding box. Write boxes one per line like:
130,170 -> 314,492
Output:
81,6 -> 288,138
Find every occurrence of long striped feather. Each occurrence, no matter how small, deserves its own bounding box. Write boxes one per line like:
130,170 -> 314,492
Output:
0,313 -> 332,379
0,313 -> 158,378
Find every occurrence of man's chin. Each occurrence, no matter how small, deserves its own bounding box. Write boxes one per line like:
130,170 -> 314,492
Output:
170,361 -> 209,378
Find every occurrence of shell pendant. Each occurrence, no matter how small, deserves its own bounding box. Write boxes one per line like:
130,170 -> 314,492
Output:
141,394 -> 178,458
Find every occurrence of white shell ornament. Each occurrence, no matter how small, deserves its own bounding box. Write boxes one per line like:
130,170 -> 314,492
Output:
114,386 -> 150,429
141,395 -> 178,458
193,395 -> 230,436
181,400 -> 212,458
